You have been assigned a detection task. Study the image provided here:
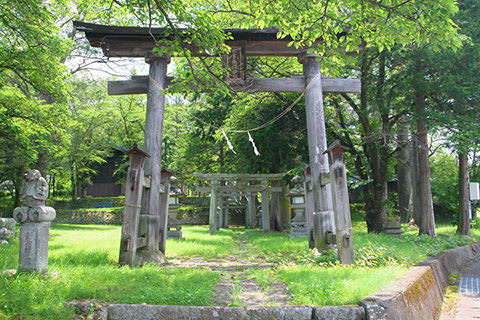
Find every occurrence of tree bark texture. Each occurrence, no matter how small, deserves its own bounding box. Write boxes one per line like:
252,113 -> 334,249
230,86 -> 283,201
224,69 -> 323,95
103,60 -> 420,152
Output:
410,133 -> 422,225
457,151 -> 470,236
416,104 -> 436,236
396,118 -> 412,223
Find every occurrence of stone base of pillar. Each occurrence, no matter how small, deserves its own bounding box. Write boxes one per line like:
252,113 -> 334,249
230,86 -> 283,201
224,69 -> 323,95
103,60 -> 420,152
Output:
135,249 -> 167,265
13,206 -> 56,273
313,210 -> 336,251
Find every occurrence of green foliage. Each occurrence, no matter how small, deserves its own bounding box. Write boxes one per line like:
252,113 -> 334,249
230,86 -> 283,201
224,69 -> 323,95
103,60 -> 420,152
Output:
430,151 -> 459,222
471,218 -> 480,230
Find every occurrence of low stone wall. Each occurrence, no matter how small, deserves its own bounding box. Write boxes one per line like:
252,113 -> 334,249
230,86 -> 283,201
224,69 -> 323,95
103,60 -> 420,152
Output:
360,241 -> 480,320
98,305 -> 365,320
54,208 -> 210,226
54,210 -> 123,225
51,197 -> 125,210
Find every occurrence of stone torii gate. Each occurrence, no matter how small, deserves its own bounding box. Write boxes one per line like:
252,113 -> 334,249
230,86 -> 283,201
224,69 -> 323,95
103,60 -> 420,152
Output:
193,173 -> 287,233
74,22 -> 361,264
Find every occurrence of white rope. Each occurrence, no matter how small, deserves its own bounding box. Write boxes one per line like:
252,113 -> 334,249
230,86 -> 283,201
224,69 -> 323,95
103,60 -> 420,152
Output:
248,131 -> 260,156
222,129 -> 237,154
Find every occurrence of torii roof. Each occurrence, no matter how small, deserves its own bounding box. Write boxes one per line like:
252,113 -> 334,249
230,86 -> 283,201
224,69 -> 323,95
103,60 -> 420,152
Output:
74,21 -> 331,58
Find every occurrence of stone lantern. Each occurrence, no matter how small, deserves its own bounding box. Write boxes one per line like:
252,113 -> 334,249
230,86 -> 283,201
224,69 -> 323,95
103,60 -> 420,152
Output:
289,176 -> 308,238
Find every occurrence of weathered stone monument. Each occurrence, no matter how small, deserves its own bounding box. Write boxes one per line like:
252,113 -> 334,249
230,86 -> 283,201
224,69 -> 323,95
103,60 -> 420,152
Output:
13,169 -> 56,273
288,176 -> 308,238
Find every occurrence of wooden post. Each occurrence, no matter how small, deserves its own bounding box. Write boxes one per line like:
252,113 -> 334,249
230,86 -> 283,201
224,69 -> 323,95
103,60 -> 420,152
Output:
300,53 -> 335,250
304,167 -> 315,248
270,180 -> 283,231
280,182 -> 291,229
224,201 -> 230,228
159,168 -> 172,254
261,180 -> 270,232
209,179 -> 219,234
137,54 -> 169,264
325,140 -> 354,264
217,195 -> 223,231
119,144 -> 149,266
246,182 -> 254,228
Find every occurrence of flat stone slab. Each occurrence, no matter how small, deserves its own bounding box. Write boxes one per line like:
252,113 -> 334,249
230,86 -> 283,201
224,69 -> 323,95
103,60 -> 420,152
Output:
312,306 -> 365,320
106,305 -> 365,320
108,305 -> 248,320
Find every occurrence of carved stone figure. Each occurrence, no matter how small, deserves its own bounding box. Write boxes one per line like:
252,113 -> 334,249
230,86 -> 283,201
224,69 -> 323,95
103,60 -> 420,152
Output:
13,169 -> 55,273
21,169 -> 48,207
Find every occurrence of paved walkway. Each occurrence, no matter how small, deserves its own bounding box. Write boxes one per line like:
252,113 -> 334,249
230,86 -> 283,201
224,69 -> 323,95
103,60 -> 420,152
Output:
441,256 -> 480,319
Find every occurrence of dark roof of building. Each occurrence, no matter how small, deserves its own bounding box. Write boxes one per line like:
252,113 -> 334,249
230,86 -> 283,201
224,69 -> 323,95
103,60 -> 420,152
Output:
74,21 -> 288,42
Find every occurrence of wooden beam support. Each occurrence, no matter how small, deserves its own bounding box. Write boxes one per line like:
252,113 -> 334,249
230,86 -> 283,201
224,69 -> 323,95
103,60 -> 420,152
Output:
261,180 -> 270,232
118,144 -> 148,266
136,55 -> 169,265
194,173 -> 285,180
209,180 -> 219,234
194,185 -> 282,193
325,140 -> 354,265
108,76 -> 360,95
302,54 -> 335,251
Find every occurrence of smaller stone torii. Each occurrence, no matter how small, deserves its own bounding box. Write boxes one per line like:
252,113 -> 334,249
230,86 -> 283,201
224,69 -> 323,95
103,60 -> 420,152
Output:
193,173 -> 287,233
74,21 -> 361,262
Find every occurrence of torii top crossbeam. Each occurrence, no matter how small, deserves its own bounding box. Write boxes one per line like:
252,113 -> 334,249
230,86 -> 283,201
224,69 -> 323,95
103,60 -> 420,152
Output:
74,21 -> 352,58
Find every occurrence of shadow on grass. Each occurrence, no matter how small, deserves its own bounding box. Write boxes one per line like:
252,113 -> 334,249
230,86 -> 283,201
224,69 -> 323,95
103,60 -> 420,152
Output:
51,224 -> 118,232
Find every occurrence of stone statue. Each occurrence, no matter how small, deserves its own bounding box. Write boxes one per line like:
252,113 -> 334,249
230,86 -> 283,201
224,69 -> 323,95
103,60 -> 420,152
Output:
13,169 -> 55,273
21,169 -> 48,207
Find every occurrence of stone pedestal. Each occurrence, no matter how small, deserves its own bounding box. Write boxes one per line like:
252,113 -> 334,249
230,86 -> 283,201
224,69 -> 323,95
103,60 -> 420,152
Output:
290,211 -> 308,238
13,206 -> 55,273
383,219 -> 403,237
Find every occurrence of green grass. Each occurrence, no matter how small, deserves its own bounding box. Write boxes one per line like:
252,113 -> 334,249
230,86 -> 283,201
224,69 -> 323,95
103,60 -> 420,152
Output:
1,222 -> 479,319
236,222 -> 480,305
167,226 -> 236,258
0,225 -> 220,320
277,265 -> 405,305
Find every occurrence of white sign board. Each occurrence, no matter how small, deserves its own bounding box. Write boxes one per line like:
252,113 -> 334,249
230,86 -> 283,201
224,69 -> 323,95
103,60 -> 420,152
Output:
469,182 -> 480,201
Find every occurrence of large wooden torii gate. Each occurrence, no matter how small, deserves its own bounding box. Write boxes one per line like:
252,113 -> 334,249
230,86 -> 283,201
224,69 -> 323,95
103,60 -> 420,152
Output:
74,21 -> 360,265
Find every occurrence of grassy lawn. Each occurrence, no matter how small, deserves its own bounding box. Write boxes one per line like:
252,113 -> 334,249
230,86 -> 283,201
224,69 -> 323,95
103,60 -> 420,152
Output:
0,222 -> 479,319
0,225 -> 220,320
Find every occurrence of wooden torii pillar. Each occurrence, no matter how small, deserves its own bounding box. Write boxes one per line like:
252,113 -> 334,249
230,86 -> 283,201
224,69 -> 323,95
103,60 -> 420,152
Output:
136,53 -> 170,265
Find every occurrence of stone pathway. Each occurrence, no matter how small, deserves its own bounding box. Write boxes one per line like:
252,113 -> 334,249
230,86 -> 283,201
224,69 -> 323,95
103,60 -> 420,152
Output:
440,256 -> 480,320
168,229 -> 291,307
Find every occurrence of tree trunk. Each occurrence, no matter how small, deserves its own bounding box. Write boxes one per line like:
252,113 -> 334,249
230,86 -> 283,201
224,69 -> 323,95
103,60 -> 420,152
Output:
410,132 -> 421,225
396,118 -> 412,223
414,54 -> 435,236
364,179 -> 388,233
416,109 -> 436,236
457,151 -> 470,235
71,164 -> 77,203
